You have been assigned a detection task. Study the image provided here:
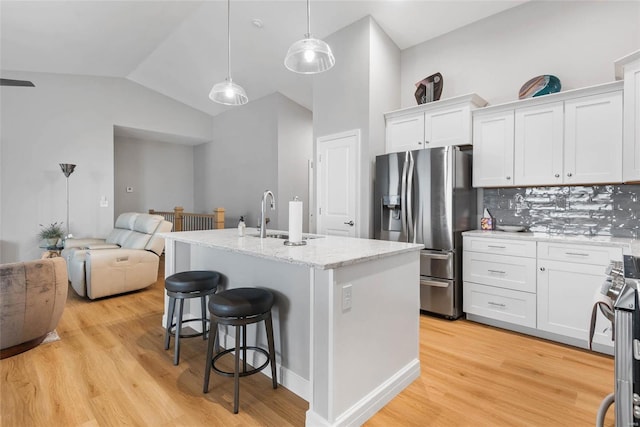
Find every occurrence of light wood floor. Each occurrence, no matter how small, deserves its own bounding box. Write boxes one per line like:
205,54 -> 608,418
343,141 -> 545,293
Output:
1,259 -> 615,426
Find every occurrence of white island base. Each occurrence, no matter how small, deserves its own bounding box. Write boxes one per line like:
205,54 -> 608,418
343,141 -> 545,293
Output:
162,229 -> 422,426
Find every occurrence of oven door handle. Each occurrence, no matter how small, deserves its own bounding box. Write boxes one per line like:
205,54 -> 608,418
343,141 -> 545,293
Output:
420,278 -> 450,288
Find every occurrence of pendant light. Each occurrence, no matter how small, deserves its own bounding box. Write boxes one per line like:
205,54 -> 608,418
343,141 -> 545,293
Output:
210,0 -> 248,105
284,0 -> 335,74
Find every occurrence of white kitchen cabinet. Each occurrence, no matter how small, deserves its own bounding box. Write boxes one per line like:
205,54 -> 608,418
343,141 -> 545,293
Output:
384,93 -> 487,154
463,232 -> 622,354
472,109 -> 514,187
616,50 -> 640,182
564,91 -> 623,184
472,81 -> 624,188
463,236 -> 537,327
464,282 -> 537,328
385,113 -> 425,153
513,102 -> 564,186
537,242 -> 621,349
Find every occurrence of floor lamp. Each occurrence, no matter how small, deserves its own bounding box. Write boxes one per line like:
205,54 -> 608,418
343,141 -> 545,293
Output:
59,163 -> 76,239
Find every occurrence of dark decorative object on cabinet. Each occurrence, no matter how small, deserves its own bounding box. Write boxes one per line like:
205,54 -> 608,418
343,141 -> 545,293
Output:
518,75 -> 561,99
414,72 -> 443,104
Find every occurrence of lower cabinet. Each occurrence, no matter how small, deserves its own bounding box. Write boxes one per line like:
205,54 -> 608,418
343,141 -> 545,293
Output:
464,282 -> 536,328
463,235 -> 621,353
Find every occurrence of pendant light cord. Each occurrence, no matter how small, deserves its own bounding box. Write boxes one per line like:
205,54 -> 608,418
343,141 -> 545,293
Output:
227,0 -> 231,79
305,0 -> 311,37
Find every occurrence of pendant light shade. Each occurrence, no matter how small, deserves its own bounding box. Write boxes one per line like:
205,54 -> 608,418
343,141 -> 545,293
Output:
285,0 -> 335,74
209,77 -> 248,106
210,0 -> 248,106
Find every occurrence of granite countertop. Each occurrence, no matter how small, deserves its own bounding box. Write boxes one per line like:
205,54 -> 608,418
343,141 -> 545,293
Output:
463,230 -> 640,256
160,228 -> 424,270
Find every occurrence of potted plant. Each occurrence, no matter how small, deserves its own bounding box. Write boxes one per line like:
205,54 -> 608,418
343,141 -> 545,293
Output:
38,221 -> 64,248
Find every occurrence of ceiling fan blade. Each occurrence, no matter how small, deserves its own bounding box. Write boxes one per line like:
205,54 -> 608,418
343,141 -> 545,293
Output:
0,78 -> 35,87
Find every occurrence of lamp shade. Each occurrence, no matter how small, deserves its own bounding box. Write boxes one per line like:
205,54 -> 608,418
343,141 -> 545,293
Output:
59,163 -> 76,178
284,36 -> 335,74
209,78 -> 248,106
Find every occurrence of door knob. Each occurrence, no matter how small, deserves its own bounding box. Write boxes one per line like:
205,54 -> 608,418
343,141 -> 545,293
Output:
554,173 -> 560,178
540,267 -> 546,271
567,172 -> 573,177
344,220 -> 355,226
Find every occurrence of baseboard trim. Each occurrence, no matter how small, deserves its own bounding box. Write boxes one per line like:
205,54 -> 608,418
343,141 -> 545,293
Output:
305,358 -> 421,427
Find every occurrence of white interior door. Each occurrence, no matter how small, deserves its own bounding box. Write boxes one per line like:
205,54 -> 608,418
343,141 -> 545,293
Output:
317,130 -> 360,237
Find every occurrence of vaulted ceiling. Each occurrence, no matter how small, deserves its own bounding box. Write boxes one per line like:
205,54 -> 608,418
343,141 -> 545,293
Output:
0,1 -> 527,117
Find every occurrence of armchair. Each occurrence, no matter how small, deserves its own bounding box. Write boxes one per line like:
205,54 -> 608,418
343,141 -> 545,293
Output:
1,257 -> 68,358
62,212 -> 172,299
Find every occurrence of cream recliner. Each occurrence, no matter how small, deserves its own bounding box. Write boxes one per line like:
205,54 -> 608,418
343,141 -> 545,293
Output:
62,212 -> 172,299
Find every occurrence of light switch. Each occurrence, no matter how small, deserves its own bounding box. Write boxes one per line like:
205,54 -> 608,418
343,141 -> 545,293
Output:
100,196 -> 108,207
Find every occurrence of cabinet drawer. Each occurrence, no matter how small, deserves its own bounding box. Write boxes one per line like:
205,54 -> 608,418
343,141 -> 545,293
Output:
463,251 -> 536,292
464,236 -> 536,258
463,282 -> 536,328
537,242 -> 622,265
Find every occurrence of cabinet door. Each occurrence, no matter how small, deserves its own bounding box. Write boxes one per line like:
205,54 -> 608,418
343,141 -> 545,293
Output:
564,91 -> 623,184
385,113 -> 425,153
513,102 -> 563,186
623,58 -> 640,182
537,260 -> 612,348
472,110 -> 514,187
424,105 -> 470,148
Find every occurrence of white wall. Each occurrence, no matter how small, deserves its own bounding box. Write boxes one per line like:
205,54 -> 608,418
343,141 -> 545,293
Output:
276,94 -> 313,232
313,17 -> 372,237
368,19 -> 401,236
0,71 -> 213,263
114,136 -> 195,218
195,94 -> 279,228
401,1 -> 640,108
313,16 -> 401,238
194,92 -> 312,231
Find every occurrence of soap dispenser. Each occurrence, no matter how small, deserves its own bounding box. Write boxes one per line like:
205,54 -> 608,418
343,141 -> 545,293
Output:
238,216 -> 246,236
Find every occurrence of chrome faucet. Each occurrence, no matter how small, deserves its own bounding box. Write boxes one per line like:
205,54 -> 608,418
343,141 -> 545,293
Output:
260,190 -> 276,238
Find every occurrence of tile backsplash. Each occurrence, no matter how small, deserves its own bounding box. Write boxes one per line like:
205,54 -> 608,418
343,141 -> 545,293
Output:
483,185 -> 640,238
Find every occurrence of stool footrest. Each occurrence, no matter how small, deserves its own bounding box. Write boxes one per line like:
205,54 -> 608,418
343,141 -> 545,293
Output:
169,318 -> 210,339
211,346 -> 271,378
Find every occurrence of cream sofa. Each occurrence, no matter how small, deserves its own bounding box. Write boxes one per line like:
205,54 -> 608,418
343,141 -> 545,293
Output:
62,212 -> 172,299
1,257 -> 68,358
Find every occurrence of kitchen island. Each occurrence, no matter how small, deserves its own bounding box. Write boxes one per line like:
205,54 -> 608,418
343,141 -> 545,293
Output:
161,228 -> 423,427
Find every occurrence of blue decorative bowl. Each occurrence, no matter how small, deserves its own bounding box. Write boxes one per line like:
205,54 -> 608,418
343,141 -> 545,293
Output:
519,75 -> 561,99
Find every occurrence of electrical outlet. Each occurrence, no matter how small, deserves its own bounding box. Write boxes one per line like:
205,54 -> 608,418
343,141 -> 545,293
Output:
342,284 -> 352,311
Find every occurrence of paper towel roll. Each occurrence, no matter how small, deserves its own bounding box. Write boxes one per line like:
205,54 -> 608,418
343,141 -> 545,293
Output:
288,199 -> 303,243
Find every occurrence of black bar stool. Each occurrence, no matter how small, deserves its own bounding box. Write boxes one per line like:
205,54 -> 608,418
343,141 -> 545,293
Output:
203,287 -> 278,414
164,270 -> 220,365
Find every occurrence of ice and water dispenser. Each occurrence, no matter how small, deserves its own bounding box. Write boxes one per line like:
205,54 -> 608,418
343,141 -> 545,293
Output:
381,195 -> 402,232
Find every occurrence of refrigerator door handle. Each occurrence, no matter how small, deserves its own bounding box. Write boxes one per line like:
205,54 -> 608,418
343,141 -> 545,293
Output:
400,151 -> 409,238
420,277 -> 451,288
407,151 -> 415,243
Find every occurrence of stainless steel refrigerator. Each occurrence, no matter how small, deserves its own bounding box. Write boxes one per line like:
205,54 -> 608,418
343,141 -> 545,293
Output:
374,146 -> 476,319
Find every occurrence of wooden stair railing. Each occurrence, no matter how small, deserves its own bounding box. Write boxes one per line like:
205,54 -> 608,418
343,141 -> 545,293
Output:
149,207 -> 225,231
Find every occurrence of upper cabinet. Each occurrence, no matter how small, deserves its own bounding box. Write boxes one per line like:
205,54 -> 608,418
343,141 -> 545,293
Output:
385,93 -> 487,154
473,81 -> 623,188
473,110 -> 514,187
616,50 -> 640,182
